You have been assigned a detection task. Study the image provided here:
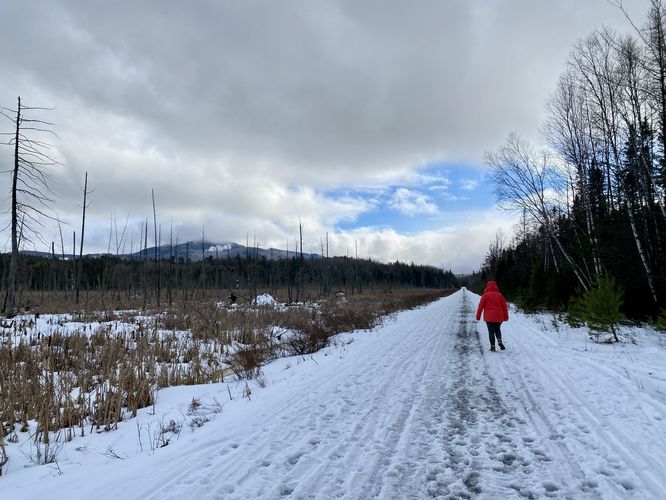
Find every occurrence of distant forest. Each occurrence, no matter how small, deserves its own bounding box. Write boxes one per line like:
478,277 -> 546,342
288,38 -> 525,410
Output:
480,2 -> 666,320
0,250 -> 459,310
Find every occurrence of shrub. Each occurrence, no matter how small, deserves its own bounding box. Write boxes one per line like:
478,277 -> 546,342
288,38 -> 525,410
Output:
565,294 -> 585,328
568,278 -> 624,342
285,326 -> 331,356
655,309 -> 666,333
227,343 -> 272,379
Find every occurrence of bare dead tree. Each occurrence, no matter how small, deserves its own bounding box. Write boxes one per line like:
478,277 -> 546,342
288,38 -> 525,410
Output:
168,218 -> 174,306
0,97 -> 58,316
200,227 -> 206,300
152,189 -> 160,307
299,220 -> 304,301
113,212 -> 130,255
143,219 -> 148,310
75,172 -> 91,304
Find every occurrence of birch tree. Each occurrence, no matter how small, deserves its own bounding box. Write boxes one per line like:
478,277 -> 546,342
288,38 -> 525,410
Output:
545,70 -> 604,279
486,133 -> 591,291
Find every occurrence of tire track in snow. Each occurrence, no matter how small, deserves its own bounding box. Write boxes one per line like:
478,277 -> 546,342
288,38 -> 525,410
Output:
497,313 -> 666,498
282,306 -> 455,499
567,353 -> 666,423
501,368 -> 602,497
276,306 -> 453,498
487,317 -> 613,498
517,341 -> 666,497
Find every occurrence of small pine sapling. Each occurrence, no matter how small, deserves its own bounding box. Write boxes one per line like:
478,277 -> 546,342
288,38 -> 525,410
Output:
577,278 -> 625,342
655,309 -> 666,333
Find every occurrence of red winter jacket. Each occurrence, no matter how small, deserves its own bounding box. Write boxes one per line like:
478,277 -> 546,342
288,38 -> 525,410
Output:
476,281 -> 509,323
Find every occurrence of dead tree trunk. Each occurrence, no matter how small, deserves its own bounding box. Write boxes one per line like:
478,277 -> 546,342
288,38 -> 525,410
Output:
299,221 -> 304,302
76,172 -> 89,304
2,97 -> 57,314
152,189 -> 160,307
6,98 -> 21,317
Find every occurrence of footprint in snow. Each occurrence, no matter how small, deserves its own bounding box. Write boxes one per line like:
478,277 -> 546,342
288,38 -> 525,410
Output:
579,479 -> 599,493
286,452 -> 305,466
280,484 -> 294,496
532,449 -> 551,462
216,484 -> 235,495
619,479 -> 635,491
509,483 -> 537,498
501,452 -> 517,466
463,471 -> 482,494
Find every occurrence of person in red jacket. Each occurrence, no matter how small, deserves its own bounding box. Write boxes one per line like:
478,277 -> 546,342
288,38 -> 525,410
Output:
476,280 -> 509,352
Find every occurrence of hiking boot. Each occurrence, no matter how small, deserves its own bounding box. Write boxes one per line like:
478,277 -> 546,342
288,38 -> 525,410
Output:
490,346 -> 496,352
498,341 -> 505,350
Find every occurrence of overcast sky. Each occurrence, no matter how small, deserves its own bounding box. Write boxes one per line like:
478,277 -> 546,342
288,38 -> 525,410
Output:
0,0 -> 652,273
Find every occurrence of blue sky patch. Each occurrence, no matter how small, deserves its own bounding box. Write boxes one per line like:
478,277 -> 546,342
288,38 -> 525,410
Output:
328,162 -> 496,232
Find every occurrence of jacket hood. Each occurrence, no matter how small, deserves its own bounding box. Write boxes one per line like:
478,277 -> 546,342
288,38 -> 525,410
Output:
485,281 -> 499,292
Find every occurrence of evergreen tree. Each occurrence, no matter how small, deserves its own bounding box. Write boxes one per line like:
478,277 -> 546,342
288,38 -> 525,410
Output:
568,278 -> 625,342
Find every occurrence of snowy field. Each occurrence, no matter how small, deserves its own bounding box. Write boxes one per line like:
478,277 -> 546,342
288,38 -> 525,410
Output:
2,288 -> 666,499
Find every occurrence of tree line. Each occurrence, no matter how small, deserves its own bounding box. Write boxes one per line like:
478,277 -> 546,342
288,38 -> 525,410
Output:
482,1 -> 666,319
1,250 -> 459,312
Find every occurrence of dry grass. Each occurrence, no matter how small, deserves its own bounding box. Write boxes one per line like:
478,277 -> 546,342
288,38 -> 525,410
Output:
0,287 -> 453,468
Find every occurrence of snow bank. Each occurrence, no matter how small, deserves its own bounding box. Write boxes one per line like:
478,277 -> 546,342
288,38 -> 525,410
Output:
254,293 -> 278,306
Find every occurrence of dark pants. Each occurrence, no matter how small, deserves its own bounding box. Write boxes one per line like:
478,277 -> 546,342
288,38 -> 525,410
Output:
486,322 -> 503,346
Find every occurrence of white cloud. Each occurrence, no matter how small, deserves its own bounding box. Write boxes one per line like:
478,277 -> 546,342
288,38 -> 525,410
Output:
328,208 -> 518,273
439,192 -> 468,202
459,178 -> 480,191
389,188 -> 438,216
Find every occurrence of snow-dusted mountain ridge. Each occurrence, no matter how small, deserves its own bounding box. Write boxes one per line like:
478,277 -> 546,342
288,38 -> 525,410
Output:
21,240 -> 322,262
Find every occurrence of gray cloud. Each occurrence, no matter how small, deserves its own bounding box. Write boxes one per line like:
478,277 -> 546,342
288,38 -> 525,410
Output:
0,0 -> 652,269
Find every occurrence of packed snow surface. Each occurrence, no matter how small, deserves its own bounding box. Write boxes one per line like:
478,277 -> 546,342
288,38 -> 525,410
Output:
3,289 -> 666,499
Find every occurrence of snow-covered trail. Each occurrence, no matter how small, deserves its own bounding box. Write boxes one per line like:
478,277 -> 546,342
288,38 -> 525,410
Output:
4,289 -> 666,499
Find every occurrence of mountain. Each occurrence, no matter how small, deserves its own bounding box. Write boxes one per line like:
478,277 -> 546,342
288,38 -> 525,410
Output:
19,241 -> 322,261
116,240 -> 321,262
18,241 -> 321,262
